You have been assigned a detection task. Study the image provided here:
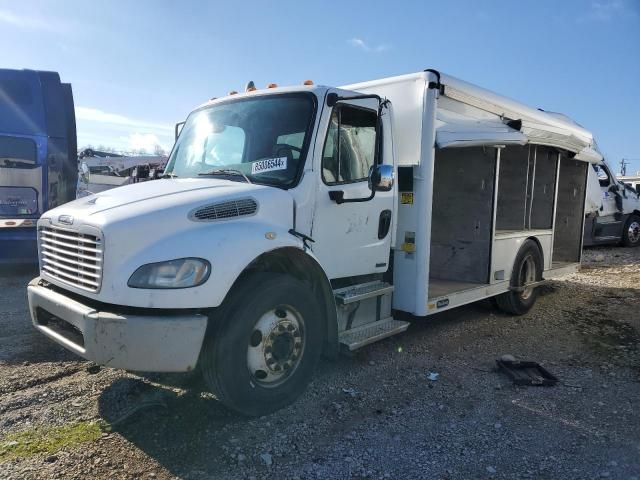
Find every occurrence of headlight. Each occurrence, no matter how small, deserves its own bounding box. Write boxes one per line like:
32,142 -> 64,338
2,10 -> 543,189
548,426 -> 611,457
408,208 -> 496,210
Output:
128,258 -> 211,289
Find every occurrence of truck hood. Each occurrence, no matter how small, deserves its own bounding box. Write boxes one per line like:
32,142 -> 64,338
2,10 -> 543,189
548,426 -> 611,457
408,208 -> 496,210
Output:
42,178 -> 293,233
63,178 -> 260,215
38,177 -> 300,309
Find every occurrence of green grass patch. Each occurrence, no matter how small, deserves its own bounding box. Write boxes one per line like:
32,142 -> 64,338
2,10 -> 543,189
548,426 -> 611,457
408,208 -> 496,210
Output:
0,421 -> 103,462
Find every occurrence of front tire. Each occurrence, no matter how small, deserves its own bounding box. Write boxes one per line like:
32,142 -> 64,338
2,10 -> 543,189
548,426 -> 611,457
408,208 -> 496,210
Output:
200,273 -> 323,416
622,214 -> 640,247
496,240 -> 543,315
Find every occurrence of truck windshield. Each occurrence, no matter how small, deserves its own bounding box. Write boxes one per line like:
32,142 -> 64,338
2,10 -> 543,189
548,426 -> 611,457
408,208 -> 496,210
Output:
165,93 -> 315,188
0,136 -> 38,169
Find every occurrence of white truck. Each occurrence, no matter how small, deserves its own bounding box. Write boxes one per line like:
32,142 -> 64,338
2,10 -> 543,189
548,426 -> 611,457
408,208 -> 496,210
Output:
583,160 -> 640,247
28,70 -> 601,415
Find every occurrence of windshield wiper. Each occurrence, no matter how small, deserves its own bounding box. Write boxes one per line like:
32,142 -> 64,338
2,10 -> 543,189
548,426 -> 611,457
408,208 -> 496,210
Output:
198,168 -> 252,184
161,172 -> 178,179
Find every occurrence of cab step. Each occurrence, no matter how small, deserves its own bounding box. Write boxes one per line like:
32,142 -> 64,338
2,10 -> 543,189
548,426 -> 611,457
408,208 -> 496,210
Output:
334,281 -> 394,305
338,317 -> 409,351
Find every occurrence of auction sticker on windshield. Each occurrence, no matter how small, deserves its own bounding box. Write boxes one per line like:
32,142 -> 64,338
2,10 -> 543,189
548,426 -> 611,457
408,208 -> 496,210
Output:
251,157 -> 287,175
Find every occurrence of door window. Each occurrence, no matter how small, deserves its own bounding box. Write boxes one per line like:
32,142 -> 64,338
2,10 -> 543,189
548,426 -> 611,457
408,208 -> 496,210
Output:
593,164 -> 611,187
322,106 -> 377,185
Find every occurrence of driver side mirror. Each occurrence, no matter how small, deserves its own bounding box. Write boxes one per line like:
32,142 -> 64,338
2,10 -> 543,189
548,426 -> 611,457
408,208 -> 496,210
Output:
369,164 -> 394,192
328,164 -> 394,205
175,121 -> 185,141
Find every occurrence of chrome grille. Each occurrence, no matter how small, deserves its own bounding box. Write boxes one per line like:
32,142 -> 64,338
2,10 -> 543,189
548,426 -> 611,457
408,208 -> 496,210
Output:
39,225 -> 103,292
191,198 -> 258,221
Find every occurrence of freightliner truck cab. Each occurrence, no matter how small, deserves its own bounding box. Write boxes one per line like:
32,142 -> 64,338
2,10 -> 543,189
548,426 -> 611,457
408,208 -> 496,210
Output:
28,71 -> 600,415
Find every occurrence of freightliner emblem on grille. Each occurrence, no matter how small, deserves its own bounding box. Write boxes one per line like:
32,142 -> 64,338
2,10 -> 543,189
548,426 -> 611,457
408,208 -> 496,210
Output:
58,215 -> 74,225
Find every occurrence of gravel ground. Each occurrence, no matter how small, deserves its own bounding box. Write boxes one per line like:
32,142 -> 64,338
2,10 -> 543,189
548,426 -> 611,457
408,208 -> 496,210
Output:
1,246 -> 639,480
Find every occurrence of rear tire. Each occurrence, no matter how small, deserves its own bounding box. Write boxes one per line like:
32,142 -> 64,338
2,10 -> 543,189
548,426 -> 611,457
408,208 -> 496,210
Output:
496,240 -> 543,315
622,214 -> 640,247
200,273 -> 323,416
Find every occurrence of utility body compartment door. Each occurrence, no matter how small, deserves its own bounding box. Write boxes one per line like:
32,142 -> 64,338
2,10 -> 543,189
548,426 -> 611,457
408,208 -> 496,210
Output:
310,93 -> 394,279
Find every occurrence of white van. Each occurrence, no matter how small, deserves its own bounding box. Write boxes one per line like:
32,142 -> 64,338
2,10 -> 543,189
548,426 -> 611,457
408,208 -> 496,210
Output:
584,160 -> 640,247
28,70 -> 601,415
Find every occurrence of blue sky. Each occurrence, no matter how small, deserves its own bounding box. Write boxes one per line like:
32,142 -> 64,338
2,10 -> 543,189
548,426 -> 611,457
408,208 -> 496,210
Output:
1,0 -> 639,173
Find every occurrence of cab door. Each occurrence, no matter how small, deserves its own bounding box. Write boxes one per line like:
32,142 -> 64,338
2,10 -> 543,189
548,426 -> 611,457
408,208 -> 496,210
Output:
595,163 -> 619,217
310,92 -> 395,279
592,163 -> 623,239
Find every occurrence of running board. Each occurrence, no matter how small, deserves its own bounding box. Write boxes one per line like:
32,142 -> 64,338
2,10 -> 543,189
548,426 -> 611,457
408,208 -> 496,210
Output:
593,235 -> 621,242
339,317 -> 409,351
334,281 -> 394,305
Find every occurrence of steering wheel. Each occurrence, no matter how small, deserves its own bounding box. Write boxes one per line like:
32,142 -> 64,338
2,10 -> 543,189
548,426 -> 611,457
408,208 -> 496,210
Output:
273,144 -> 302,157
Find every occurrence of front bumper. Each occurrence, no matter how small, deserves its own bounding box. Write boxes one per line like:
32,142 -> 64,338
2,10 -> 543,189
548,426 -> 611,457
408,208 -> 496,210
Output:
27,278 -> 208,372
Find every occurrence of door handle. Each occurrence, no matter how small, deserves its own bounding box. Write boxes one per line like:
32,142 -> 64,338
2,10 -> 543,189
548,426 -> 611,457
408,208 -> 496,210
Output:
378,210 -> 392,239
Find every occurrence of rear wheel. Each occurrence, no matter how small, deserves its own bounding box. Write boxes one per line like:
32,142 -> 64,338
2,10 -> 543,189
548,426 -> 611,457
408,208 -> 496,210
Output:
622,214 -> 640,247
496,240 -> 543,315
200,273 -> 323,416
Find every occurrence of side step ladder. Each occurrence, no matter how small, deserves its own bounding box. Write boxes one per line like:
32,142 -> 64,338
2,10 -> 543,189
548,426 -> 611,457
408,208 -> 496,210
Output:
334,281 -> 409,351
339,317 -> 410,351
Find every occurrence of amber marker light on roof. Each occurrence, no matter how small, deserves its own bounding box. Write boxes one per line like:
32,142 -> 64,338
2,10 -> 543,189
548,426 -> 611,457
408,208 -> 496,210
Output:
228,90 -> 238,95
303,80 -> 314,85
267,83 -> 278,88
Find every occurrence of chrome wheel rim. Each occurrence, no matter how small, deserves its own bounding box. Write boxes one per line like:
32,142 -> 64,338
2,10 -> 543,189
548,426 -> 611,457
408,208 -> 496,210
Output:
519,254 -> 537,300
247,305 -> 305,387
628,221 -> 640,244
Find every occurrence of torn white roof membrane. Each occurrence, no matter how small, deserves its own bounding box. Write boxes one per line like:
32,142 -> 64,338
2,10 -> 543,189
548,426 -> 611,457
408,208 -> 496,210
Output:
435,108 -> 527,148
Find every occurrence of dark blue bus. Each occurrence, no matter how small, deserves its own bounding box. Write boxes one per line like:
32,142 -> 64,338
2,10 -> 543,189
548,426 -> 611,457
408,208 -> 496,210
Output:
0,69 -> 77,264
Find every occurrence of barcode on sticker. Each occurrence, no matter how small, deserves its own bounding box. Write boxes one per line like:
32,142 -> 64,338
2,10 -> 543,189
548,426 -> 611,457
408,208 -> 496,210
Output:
251,157 -> 287,174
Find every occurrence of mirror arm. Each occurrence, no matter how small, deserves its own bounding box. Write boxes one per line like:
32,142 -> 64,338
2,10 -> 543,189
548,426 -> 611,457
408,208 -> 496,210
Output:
329,189 -> 376,204
175,121 -> 185,141
326,92 -> 383,107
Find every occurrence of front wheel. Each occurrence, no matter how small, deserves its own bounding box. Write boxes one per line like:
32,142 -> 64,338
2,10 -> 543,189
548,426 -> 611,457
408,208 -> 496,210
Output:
200,273 -> 323,416
495,240 -> 543,315
622,214 -> 640,247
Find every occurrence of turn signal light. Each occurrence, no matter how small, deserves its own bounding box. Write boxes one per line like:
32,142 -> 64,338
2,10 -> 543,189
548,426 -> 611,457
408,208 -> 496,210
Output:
303,80 -> 314,86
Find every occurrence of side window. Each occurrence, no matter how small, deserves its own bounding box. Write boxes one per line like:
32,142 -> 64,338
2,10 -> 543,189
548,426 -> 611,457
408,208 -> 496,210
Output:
322,105 -> 377,185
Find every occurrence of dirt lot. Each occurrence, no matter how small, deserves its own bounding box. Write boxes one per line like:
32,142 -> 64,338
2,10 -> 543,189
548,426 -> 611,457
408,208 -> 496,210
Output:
1,247 -> 639,480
